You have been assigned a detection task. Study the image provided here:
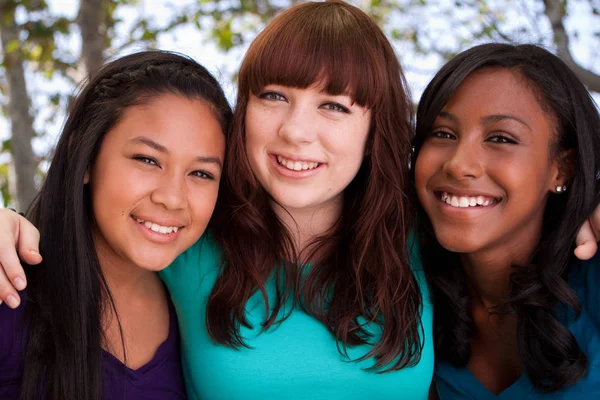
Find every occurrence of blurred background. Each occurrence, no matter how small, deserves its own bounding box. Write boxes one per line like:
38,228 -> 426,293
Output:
0,0 -> 599,209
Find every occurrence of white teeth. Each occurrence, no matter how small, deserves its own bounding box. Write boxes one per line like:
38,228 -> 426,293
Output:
440,192 -> 496,209
277,155 -> 319,171
134,216 -> 179,235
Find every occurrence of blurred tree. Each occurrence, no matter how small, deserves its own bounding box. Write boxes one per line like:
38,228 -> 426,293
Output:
78,0 -> 109,76
1,0 -> 39,209
0,0 -> 114,208
140,0 -> 599,91
1,0 -> 599,207
543,0 -> 600,91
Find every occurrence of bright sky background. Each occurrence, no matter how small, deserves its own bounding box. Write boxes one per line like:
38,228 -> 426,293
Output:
1,0 -> 599,162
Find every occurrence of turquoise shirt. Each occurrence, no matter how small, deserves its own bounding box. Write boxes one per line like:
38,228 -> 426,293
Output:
435,254 -> 600,399
160,235 -> 434,399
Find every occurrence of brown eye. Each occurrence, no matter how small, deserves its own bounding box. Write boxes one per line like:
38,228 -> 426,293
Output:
133,155 -> 158,166
430,130 -> 455,140
487,135 -> 518,144
190,170 -> 215,180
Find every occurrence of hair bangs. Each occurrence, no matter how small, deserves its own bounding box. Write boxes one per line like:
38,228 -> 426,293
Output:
241,3 -> 386,109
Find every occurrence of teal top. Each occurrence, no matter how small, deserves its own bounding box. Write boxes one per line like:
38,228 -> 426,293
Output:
435,254 -> 600,399
160,234 -> 434,400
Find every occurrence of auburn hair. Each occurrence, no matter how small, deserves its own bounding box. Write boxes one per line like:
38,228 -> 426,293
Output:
208,0 -> 423,371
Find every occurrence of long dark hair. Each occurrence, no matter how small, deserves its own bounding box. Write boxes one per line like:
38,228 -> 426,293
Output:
413,43 -> 600,391
21,51 -> 232,400
208,0 -> 423,371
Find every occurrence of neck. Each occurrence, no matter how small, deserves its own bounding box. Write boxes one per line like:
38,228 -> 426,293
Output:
461,222 -> 543,308
272,195 -> 343,257
94,241 -> 161,303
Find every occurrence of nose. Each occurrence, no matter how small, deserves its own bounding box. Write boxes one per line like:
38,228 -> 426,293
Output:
442,139 -> 483,181
278,105 -> 317,145
150,173 -> 187,211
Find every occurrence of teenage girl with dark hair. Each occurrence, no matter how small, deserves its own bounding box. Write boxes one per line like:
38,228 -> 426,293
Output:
413,43 -> 600,398
0,50 -> 231,399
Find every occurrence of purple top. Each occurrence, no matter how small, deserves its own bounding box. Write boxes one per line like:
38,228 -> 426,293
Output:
0,291 -> 186,399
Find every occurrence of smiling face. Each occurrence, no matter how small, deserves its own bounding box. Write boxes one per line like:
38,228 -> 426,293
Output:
244,84 -> 371,217
88,93 -> 225,272
415,68 -> 566,258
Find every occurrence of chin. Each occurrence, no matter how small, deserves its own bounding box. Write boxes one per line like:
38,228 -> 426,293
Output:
270,191 -> 319,211
132,253 -> 178,272
433,230 -> 482,254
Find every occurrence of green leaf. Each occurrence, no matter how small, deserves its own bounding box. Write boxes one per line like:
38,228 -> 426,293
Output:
5,39 -> 20,55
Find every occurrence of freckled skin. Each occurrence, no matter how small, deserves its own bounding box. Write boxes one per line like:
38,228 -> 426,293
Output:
245,84 -> 371,218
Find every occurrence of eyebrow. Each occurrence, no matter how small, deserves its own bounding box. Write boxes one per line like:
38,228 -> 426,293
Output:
481,114 -> 531,130
130,136 -> 168,153
128,136 -> 223,167
437,111 -> 531,130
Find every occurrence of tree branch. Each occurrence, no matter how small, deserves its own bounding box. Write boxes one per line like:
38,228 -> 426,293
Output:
543,0 -> 600,93
78,0 -> 106,77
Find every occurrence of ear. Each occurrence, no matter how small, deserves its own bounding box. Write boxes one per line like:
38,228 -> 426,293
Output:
84,169 -> 90,184
550,149 -> 575,193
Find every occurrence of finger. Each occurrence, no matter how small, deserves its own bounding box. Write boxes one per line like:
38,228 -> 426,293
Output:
0,246 -> 27,291
590,207 -> 600,241
15,216 -> 42,265
0,261 -> 21,309
574,220 -> 598,260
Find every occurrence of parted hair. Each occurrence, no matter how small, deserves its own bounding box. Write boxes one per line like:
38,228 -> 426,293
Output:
21,51 -> 232,400
413,43 -> 600,392
208,0 -> 423,371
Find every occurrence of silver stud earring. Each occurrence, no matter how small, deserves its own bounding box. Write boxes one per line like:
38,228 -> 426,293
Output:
556,185 -> 567,193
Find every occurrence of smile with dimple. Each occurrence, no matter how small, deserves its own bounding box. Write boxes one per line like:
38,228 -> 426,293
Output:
438,191 -> 500,208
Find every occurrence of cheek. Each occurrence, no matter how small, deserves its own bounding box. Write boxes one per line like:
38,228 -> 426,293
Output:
326,124 -> 369,164
493,156 -> 552,199
244,121 -> 270,167
188,185 -> 220,224
414,147 -> 438,191
245,105 -> 277,146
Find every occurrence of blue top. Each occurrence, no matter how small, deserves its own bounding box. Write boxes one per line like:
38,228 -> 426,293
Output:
0,290 -> 186,400
435,254 -> 600,399
159,234 -> 434,400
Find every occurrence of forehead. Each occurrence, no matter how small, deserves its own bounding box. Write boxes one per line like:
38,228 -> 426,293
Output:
445,68 -> 551,124
103,94 -> 225,155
